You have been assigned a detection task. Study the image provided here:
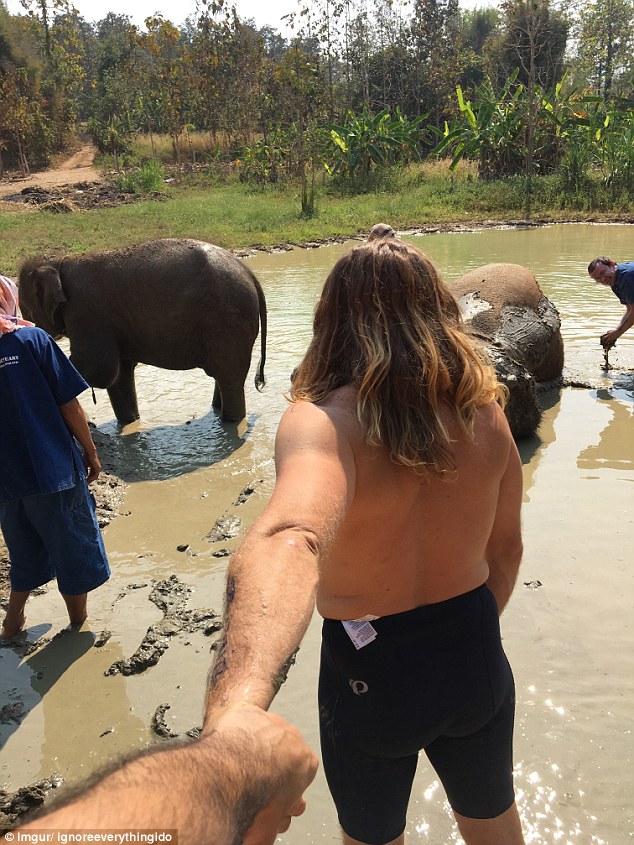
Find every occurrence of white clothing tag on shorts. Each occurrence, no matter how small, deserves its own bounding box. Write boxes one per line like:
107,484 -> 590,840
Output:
342,618 -> 378,650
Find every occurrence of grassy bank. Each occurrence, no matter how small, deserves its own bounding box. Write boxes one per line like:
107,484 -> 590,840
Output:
1,161 -> 633,276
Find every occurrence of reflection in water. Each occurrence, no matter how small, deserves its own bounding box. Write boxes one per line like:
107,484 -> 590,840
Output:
101,409 -> 251,482
516,388 -> 562,501
578,389 -> 634,472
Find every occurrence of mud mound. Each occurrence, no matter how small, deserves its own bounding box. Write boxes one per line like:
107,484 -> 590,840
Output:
0,183 -> 167,210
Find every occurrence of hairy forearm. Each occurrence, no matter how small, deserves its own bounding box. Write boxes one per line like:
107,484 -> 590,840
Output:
205,527 -> 319,718
17,734 -> 275,844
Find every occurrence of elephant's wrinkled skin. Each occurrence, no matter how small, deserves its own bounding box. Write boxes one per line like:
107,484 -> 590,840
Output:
449,263 -> 564,440
18,239 -> 267,424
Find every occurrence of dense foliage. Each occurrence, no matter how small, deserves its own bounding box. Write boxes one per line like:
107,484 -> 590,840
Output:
0,0 -> 632,211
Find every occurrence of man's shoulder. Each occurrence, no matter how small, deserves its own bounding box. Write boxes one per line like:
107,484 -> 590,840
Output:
280,391 -> 360,442
472,399 -> 513,444
615,264 -> 634,301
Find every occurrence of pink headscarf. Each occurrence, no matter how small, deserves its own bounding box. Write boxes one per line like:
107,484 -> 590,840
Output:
0,274 -> 34,334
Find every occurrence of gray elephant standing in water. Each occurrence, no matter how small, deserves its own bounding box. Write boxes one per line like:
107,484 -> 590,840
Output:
449,262 -> 564,440
18,238 -> 267,424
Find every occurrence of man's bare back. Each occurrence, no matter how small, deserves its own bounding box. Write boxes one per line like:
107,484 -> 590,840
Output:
311,385 -> 522,620
272,385 -> 523,622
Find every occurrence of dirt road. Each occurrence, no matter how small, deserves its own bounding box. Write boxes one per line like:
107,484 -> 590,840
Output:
0,142 -> 102,198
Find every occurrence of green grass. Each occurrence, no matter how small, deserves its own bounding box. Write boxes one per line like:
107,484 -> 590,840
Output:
1,161 -> 632,276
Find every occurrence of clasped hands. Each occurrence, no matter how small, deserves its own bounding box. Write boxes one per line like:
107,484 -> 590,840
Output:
204,703 -> 319,845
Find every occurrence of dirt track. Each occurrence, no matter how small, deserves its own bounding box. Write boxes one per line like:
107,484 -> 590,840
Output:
0,143 -> 102,198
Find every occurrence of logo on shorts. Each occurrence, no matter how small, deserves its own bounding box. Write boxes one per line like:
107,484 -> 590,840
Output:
349,679 -> 368,695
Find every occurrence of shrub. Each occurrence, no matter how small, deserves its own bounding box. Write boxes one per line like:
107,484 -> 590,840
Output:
114,159 -> 165,194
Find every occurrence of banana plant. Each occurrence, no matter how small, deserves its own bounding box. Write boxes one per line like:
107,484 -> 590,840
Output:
431,70 -> 527,178
328,106 -> 429,178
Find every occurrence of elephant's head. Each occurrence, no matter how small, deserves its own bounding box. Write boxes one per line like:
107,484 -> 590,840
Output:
18,259 -> 67,338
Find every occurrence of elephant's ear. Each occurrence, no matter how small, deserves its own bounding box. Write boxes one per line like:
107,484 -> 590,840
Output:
31,265 -> 67,335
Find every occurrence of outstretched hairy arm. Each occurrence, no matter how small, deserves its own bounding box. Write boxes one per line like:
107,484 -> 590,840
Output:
205,400 -> 355,717
15,705 -> 317,845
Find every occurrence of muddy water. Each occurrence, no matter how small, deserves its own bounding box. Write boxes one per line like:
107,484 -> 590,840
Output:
1,224 -> 632,843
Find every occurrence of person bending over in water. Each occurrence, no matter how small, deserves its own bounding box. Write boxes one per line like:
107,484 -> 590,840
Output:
204,237 -> 526,845
0,274 -> 109,637
587,257 -> 634,349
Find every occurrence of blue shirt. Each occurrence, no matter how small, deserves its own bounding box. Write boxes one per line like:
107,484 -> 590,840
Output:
0,327 -> 89,503
613,263 -> 634,305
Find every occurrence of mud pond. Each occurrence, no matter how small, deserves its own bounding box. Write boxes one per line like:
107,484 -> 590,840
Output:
1,223 -> 632,843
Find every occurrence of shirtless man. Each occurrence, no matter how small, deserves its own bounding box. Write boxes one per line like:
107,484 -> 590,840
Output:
205,237 -> 525,845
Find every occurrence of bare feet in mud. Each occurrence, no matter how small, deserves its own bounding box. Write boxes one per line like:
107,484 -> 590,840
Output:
1,611 -> 27,639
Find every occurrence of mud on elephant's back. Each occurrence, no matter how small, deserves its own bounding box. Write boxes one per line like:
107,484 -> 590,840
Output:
450,262 -> 564,383
486,348 -> 541,441
449,263 -> 564,440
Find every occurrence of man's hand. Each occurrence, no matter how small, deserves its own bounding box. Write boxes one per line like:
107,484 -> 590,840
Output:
205,704 -> 318,845
16,703 -> 317,845
600,331 -> 618,350
82,449 -> 102,483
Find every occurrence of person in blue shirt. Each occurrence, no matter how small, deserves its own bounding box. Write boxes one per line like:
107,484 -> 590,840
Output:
587,257 -> 634,349
0,275 -> 110,638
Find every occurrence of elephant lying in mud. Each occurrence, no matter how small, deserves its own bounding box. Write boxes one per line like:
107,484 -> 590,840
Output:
18,238 -> 267,424
448,263 -> 564,440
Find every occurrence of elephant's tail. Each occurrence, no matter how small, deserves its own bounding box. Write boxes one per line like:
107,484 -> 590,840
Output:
254,275 -> 267,392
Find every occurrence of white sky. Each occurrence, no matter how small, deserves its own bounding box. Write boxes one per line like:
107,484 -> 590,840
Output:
4,0 -> 494,34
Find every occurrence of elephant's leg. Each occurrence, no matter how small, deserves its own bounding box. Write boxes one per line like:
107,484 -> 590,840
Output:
214,379 -> 247,422
107,359 -> 140,425
212,382 -> 222,411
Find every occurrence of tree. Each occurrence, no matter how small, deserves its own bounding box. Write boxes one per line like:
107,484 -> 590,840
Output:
573,0 -> 634,99
486,0 -> 569,90
406,0 -> 467,128
271,42 -> 328,213
0,3 -> 52,169
15,0 -> 85,146
458,7 -> 502,91
85,14 -> 142,161
485,0 -> 570,217
0,62 -> 39,174
140,15 -> 191,162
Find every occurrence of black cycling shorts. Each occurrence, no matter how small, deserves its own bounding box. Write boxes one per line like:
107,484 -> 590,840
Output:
319,584 -> 516,845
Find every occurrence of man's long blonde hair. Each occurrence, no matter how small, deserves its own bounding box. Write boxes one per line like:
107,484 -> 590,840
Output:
291,238 -> 505,477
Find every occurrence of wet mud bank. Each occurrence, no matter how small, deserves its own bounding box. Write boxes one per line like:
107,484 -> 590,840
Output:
231,216 -> 634,258
0,183 -> 167,212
